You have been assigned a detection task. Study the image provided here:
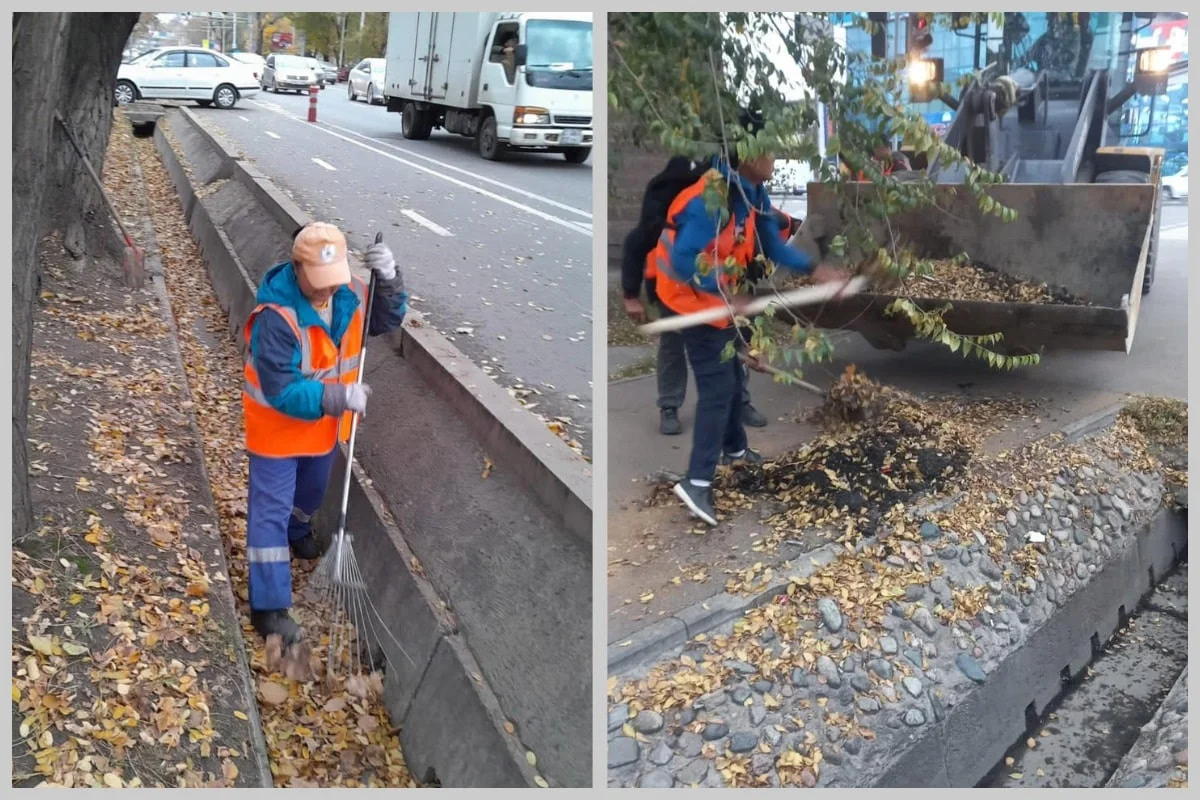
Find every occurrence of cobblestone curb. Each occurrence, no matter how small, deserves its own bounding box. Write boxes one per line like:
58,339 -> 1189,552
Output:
1107,667 -> 1189,788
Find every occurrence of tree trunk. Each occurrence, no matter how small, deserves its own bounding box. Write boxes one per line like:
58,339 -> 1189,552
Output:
11,11 -> 137,541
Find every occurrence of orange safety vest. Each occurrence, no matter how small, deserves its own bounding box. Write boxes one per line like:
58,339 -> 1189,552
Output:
242,277 -> 367,458
652,174 -> 757,328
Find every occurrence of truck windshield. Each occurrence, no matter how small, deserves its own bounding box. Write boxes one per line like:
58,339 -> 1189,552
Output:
523,20 -> 593,90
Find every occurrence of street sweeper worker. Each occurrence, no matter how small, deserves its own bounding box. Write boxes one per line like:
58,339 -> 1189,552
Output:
652,121 -> 849,527
241,222 -> 408,645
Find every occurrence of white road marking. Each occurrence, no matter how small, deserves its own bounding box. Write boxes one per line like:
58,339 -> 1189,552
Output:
1160,224 -> 1188,241
265,131 -> 281,139
401,209 -> 452,237
312,157 -> 337,171
248,99 -> 591,237
318,119 -> 592,221
238,115 -> 250,122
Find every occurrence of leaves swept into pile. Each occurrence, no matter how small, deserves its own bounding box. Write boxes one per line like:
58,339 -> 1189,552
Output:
818,364 -> 892,424
129,114 -> 417,787
894,258 -> 1088,306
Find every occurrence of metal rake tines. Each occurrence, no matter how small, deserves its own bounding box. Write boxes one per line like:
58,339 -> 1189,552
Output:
310,533 -> 417,683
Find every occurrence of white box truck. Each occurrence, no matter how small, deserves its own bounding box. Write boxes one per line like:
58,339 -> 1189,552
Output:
383,12 -> 593,163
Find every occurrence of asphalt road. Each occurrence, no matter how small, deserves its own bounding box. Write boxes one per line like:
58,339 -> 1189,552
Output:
192,86 -> 594,451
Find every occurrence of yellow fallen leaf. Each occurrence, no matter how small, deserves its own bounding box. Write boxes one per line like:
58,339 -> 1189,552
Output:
103,773 -> 123,788
763,693 -> 780,709
61,642 -> 88,657
31,576 -> 45,594
28,635 -> 54,656
526,751 -> 537,767
68,593 -> 84,606
223,761 -> 239,782
622,723 -> 636,739
534,775 -> 548,788
12,685 -> 20,703
1026,737 -> 1037,749
233,710 -> 249,721
1010,772 -> 1023,780
639,592 -> 654,604
504,721 -> 515,734
40,729 -> 54,748
1036,768 -> 1045,777
1005,757 -> 1015,767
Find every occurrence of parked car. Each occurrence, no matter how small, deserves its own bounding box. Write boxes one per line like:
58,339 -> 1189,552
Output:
261,53 -> 319,93
318,61 -> 339,85
347,58 -> 386,105
229,51 -> 267,70
1162,164 -> 1188,201
337,64 -> 351,82
115,46 -> 260,109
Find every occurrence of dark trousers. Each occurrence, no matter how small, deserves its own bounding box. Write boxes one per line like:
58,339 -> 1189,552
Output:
681,324 -> 748,482
246,447 -> 337,611
654,299 -> 751,410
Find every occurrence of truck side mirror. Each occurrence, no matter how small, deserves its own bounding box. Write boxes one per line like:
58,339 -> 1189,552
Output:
514,43 -> 527,67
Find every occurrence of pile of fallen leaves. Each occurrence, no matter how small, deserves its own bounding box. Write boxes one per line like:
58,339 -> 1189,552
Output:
720,387 -> 975,540
130,114 -> 417,786
817,364 -> 892,424
894,259 -> 1088,305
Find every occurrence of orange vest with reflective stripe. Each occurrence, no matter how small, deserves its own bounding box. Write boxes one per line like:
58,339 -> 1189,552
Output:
652,174 -> 757,329
242,277 -> 367,458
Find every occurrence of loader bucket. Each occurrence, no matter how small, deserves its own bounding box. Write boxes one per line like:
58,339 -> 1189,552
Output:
801,181 -> 1157,354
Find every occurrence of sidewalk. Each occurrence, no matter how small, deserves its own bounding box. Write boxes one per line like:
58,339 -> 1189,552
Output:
13,132 -> 269,786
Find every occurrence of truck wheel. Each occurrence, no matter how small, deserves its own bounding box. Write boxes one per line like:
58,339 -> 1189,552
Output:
477,116 -> 506,161
401,104 -> 433,140
562,147 -> 591,164
1094,169 -> 1157,294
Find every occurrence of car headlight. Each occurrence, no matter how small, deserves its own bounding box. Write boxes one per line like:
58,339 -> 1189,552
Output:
514,106 -> 550,126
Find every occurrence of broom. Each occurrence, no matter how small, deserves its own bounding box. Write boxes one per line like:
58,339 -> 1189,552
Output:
309,232 -> 415,687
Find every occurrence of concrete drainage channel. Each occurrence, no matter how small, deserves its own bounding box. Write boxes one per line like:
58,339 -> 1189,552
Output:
979,563 -> 1188,788
608,413 -> 1186,789
149,107 -> 592,788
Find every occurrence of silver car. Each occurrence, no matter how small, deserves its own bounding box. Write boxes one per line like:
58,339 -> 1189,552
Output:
262,53 -> 318,94
347,58 -> 386,105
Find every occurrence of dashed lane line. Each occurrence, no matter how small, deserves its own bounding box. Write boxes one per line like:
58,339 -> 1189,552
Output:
401,209 -> 451,237
312,157 -> 337,171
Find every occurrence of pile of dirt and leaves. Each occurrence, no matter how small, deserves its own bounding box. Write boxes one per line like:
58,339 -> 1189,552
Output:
613,405 -> 1175,788
652,370 -> 1031,550
13,234 -> 261,786
124,112 -> 416,786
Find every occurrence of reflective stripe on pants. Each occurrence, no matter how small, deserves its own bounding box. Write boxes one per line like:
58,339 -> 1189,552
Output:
246,447 -> 337,611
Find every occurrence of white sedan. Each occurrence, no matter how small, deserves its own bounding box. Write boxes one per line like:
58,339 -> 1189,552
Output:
347,58 -> 386,105
116,47 -> 260,109
1162,165 -> 1188,201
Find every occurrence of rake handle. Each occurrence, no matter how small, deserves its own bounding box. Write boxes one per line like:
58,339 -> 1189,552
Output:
334,232 -> 383,542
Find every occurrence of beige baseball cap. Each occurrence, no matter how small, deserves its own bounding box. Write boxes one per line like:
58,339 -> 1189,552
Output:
293,222 -> 351,290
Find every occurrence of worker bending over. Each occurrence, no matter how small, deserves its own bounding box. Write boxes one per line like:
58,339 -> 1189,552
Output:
242,223 -> 408,644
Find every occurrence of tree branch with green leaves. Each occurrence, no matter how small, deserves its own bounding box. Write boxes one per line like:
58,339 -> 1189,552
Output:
610,11 -> 1037,385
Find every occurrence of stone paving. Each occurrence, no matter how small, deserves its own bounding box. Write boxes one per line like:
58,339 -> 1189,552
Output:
1107,667 -> 1189,788
607,424 -> 1173,788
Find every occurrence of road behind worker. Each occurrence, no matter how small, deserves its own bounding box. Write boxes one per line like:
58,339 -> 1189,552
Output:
621,158 -> 799,435
654,127 -> 849,526
242,222 -> 408,644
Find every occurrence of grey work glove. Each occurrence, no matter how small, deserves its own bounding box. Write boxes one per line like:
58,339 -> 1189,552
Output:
322,382 -> 371,417
364,241 -> 404,291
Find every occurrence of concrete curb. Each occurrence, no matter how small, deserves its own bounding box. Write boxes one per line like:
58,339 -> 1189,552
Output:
606,401 -> 1140,675
128,136 -> 275,788
150,118 -> 555,788
176,108 -> 592,544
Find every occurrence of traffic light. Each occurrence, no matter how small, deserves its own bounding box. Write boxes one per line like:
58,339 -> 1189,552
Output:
908,13 -> 933,54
